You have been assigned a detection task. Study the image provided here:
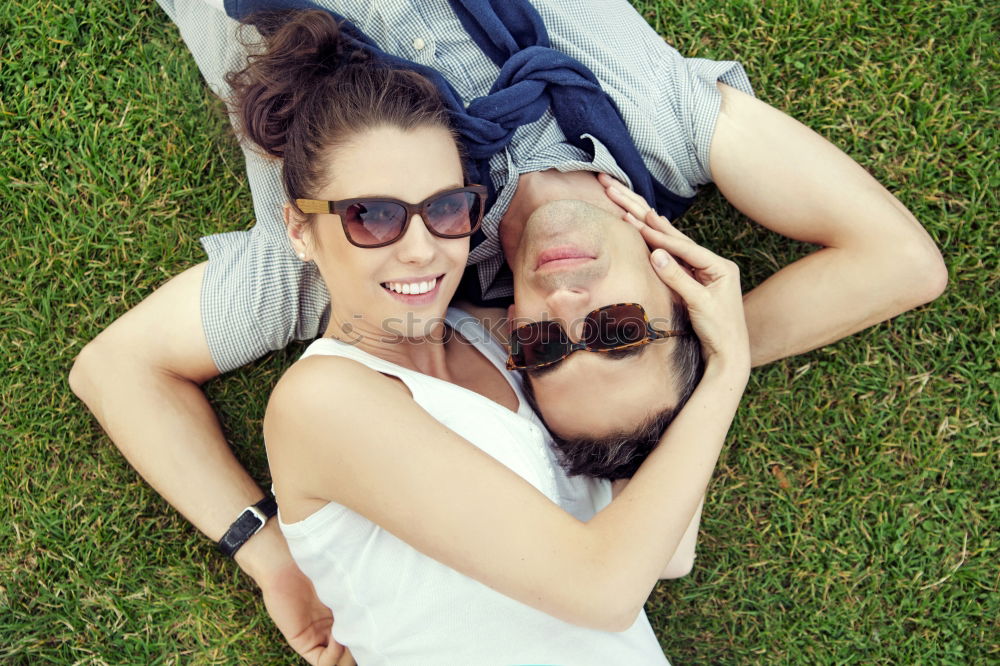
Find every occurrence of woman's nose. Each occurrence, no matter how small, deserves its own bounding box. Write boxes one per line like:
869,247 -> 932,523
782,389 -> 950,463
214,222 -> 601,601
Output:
395,214 -> 437,265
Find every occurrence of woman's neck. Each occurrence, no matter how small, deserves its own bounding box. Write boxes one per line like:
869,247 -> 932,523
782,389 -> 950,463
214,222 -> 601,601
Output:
323,307 -> 455,380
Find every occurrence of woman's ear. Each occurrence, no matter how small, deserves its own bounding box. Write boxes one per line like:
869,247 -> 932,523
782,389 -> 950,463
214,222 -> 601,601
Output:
284,204 -> 310,261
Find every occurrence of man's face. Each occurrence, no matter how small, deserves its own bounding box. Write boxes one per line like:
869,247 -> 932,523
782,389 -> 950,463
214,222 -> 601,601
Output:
507,197 -> 683,441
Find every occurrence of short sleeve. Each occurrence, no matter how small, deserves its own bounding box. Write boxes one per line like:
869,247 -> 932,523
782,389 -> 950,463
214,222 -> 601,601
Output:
650,55 -> 754,191
160,0 -> 331,372
199,228 -> 331,374
198,146 -> 331,373
536,0 -> 755,196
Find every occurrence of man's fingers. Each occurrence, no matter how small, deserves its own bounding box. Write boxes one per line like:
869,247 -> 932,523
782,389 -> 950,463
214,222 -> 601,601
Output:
311,638 -> 350,666
294,629 -> 340,666
334,647 -> 357,666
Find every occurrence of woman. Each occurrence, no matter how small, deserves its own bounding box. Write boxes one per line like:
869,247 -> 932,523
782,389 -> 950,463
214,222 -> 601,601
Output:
239,10 -> 750,664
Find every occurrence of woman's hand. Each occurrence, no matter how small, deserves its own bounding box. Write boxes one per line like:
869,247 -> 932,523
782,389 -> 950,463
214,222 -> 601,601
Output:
599,174 -> 750,377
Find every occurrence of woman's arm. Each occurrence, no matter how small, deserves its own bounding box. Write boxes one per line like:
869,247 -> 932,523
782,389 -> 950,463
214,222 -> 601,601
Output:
268,356 -> 741,631
611,479 -> 703,580
267,228 -> 748,632
461,301 -> 704,580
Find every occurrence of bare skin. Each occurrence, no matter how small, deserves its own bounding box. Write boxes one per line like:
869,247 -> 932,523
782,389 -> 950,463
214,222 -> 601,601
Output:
69,83 -> 946,658
266,187 -> 751,630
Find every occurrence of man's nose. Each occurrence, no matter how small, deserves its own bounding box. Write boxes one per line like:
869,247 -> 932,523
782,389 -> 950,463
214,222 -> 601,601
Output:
544,288 -> 591,341
395,214 -> 437,265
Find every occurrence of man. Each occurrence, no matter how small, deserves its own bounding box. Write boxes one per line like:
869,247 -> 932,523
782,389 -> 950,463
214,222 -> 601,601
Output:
69,0 -> 946,662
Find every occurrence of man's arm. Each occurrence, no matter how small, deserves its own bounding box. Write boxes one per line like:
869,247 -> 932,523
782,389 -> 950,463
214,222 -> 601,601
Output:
709,83 -> 947,366
69,263 -> 273,570
68,263 -> 341,665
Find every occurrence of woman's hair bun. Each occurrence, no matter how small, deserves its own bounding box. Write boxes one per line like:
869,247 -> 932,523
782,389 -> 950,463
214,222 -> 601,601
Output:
223,10 -> 453,206
226,10 -> 371,158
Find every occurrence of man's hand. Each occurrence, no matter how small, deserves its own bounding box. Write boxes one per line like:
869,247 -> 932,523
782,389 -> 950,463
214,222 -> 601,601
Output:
257,557 -> 345,666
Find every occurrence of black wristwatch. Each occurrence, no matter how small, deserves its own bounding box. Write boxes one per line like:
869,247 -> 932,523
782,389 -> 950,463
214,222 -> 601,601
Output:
217,495 -> 278,557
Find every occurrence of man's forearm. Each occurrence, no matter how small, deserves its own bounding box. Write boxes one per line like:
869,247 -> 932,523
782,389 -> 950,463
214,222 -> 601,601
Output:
71,263 -> 341,661
68,263 -> 290,582
742,244 -> 944,367
71,340 -> 292,580
710,83 -> 947,366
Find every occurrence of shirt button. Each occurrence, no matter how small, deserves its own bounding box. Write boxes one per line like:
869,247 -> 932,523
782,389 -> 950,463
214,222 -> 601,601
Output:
412,37 -> 426,51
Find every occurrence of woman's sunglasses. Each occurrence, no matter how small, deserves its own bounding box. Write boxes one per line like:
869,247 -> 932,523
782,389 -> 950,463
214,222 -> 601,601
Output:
506,303 -> 689,371
296,185 -> 487,248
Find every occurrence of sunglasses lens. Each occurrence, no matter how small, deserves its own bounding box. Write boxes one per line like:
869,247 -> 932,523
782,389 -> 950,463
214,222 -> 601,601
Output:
511,321 -> 568,368
425,190 -> 481,237
344,201 -> 407,246
584,304 -> 648,349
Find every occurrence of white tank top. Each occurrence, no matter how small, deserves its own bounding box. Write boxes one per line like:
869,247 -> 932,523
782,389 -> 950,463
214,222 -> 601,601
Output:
276,308 -> 670,665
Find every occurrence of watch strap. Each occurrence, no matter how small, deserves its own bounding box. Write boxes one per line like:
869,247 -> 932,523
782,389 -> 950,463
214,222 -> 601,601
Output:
217,495 -> 278,557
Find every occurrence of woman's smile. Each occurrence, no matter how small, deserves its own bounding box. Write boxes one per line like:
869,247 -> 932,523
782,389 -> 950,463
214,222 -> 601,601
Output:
380,273 -> 446,305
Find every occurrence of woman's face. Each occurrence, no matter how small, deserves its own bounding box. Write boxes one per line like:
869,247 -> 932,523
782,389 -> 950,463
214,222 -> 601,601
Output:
288,124 -> 470,340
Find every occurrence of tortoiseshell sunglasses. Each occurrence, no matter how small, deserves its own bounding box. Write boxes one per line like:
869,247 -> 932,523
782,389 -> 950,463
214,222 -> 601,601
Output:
506,303 -> 689,371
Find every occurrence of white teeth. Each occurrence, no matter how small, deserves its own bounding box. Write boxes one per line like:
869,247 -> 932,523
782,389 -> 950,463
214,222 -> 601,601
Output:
384,277 -> 437,295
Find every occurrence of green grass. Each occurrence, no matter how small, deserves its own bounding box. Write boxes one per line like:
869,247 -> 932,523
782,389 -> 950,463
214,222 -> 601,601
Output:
2,0 -> 997,663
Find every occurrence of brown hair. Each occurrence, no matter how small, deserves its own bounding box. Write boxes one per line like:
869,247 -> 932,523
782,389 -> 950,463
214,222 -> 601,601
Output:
225,10 -> 456,209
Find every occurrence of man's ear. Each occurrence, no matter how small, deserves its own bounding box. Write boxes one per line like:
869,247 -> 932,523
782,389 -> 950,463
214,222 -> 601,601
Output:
284,204 -> 310,260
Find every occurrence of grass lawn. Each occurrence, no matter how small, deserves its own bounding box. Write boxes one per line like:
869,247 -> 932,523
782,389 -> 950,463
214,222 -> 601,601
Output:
2,0 -> 997,663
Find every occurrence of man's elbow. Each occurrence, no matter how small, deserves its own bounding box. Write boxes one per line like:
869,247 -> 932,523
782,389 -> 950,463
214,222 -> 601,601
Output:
69,335 -> 108,406
70,328 -> 161,407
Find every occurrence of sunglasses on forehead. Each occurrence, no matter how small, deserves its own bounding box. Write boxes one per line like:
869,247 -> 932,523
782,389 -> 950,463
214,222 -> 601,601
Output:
296,185 -> 487,248
506,303 -> 690,371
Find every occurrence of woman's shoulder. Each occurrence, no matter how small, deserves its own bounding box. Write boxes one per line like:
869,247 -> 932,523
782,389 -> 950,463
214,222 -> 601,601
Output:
267,354 -> 412,443
265,355 -> 413,514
